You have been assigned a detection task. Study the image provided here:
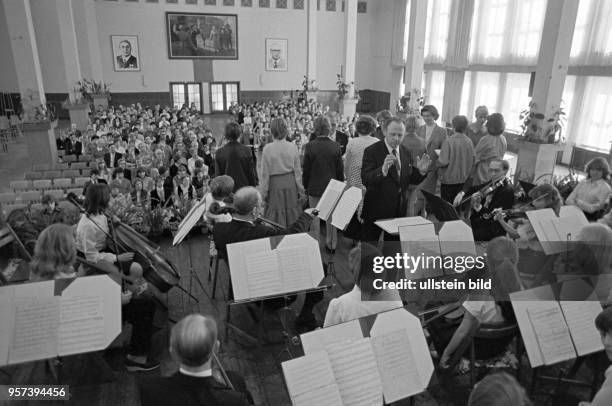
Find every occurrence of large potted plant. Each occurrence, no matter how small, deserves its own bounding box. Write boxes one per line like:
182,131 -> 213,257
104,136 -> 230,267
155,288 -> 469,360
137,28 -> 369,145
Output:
20,89 -> 58,167
515,100 -> 566,183
298,76 -> 317,103
77,79 -> 111,110
336,73 -> 358,116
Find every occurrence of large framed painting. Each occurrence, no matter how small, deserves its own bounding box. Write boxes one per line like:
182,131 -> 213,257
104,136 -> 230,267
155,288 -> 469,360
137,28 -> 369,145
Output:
111,35 -> 141,71
166,12 -> 238,59
265,38 -> 288,71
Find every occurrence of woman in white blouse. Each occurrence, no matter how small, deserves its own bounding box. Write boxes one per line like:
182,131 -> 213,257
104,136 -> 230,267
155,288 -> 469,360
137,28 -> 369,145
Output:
566,157 -> 611,221
323,243 -> 403,327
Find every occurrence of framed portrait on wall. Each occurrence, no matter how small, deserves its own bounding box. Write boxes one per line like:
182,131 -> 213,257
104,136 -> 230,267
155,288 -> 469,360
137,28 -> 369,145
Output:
265,38 -> 287,71
166,12 -> 238,59
111,35 -> 140,71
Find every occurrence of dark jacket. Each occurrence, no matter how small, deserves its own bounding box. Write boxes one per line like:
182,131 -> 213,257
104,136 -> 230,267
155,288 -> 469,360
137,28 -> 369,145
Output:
140,371 -> 252,406
335,130 -> 349,155
361,141 -> 426,224
302,136 -> 344,197
215,141 -> 258,191
103,152 -> 123,168
470,179 -> 515,241
150,188 -> 171,209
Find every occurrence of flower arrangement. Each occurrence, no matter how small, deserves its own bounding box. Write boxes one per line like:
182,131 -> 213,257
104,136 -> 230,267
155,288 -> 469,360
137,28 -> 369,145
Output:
77,79 -> 111,101
20,89 -> 56,124
107,194 -> 144,229
397,88 -> 424,115
518,100 -> 566,144
550,169 -> 580,200
301,75 -> 318,92
336,73 -> 353,100
141,207 -> 173,236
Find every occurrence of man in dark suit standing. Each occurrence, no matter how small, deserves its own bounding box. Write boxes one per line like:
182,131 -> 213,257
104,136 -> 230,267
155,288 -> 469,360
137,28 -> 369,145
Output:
329,113 -> 349,155
361,117 -> 431,241
215,122 -> 258,191
104,143 -> 123,168
140,314 -> 253,406
303,116 -> 344,251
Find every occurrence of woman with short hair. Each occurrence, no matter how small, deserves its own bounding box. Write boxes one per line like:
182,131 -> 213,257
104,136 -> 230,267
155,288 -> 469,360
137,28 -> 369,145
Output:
466,105 -> 489,147
566,157 -> 611,221
259,117 -> 304,227
30,224 -> 77,281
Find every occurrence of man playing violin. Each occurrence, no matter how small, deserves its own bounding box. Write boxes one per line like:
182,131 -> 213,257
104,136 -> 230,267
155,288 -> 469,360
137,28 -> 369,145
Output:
468,158 -> 515,242
75,183 -> 159,372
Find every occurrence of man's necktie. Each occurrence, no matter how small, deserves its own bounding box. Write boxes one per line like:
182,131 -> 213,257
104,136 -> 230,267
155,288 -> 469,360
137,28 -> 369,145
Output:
392,148 -> 400,176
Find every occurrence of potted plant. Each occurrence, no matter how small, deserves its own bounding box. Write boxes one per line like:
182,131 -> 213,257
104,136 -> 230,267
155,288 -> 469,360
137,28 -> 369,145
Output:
77,79 -> 111,110
336,73 -> 352,100
396,88 -> 425,122
298,76 -> 317,102
515,100 -> 567,183
20,89 -> 57,127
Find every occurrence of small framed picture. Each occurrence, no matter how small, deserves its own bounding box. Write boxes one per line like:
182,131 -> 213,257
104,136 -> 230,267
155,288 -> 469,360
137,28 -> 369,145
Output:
265,38 -> 287,71
111,35 -> 141,71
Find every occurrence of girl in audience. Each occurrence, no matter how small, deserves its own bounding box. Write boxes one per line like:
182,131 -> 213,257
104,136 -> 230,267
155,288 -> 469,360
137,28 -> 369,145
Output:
466,105 -> 489,147
192,168 -> 209,200
468,372 -> 532,406
97,161 -> 112,183
110,167 -> 132,196
566,157 -> 612,221
135,167 -> 154,193
174,175 -> 196,206
131,178 -> 148,208
323,243 -> 402,327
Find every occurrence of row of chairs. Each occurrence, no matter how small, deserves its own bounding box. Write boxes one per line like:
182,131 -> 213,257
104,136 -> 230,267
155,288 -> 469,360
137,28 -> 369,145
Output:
33,160 -> 93,172
25,169 -> 92,180
56,152 -> 94,164
0,189 -> 84,205
10,177 -> 90,193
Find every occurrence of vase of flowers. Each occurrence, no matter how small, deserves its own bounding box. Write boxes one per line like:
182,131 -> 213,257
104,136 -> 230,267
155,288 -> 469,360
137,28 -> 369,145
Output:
336,73 -> 353,100
77,79 -> 111,110
299,76 -> 318,102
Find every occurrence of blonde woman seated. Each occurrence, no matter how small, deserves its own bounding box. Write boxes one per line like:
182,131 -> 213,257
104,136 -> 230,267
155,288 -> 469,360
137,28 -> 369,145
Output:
323,243 -> 402,327
566,157 -> 612,221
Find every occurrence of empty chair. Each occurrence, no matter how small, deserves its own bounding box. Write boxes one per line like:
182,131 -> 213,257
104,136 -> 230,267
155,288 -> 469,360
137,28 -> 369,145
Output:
57,149 -> 66,157
43,170 -> 61,179
66,187 -> 83,197
63,154 -> 77,163
0,192 -> 17,204
53,178 -> 72,189
74,177 -> 90,188
10,180 -> 31,193
30,203 -> 43,212
25,171 -> 43,181
18,191 -> 42,203
62,169 -> 80,178
33,163 -> 51,172
32,179 -> 52,190
45,189 -> 65,201
81,168 -> 91,177
70,162 -> 89,170
79,154 -> 93,162
54,162 -> 69,171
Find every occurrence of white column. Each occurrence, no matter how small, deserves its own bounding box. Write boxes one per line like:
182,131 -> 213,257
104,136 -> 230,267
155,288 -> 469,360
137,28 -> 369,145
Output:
343,0 -> 358,98
82,0 -> 103,81
55,0 -> 82,101
2,0 -> 45,104
389,0 -> 408,110
404,0 -> 427,94
306,0 -> 318,86
531,0 -> 579,119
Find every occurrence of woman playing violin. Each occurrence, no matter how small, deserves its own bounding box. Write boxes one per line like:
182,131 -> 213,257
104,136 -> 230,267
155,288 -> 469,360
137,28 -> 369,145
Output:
74,183 -> 159,372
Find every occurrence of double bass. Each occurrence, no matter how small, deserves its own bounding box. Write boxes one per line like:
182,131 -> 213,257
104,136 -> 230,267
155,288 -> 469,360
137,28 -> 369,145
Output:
67,194 -> 180,293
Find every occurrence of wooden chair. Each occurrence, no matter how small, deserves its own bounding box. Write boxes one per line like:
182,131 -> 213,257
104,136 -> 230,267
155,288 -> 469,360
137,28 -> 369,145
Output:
18,191 -> 42,204
74,177 -> 89,188
62,169 -> 80,179
33,163 -> 51,172
81,168 -> 92,177
79,154 -> 93,162
0,192 -> 17,204
66,188 -> 83,197
9,180 -> 31,193
25,171 -> 43,181
43,170 -> 62,180
32,179 -> 52,191
52,178 -> 72,190
71,162 -> 89,171
63,154 -> 77,163
54,162 -> 70,171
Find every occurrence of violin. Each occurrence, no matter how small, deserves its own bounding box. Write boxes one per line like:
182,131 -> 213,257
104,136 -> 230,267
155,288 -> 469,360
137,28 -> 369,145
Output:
208,201 -> 287,231
483,208 -> 529,220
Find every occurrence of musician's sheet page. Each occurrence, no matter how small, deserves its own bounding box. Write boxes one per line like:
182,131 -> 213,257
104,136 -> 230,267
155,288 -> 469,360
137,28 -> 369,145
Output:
526,208 -> 559,255
438,220 -> 476,258
331,187 -> 362,230
527,302 -> 576,365
376,216 -> 431,235
0,296 -> 14,365
227,238 -> 272,300
400,224 -> 441,279
372,328 -> 422,402
316,179 -> 346,221
281,351 -> 342,406
301,319 -> 363,355
326,338 -> 383,406
276,233 -> 324,287
560,301 -> 604,356
277,246 -> 314,292
244,250 -> 283,298
58,295 -> 106,356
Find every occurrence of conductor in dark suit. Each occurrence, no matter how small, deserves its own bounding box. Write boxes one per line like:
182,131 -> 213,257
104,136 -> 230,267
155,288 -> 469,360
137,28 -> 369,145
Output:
140,314 -> 253,406
361,117 -> 431,241
215,122 -> 258,191
116,40 -> 138,69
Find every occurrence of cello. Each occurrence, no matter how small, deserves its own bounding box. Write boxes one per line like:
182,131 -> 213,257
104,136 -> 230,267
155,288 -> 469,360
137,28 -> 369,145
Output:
67,193 -> 180,293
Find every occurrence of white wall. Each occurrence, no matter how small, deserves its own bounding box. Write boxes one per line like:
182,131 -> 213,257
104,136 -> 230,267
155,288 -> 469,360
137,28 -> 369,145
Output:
316,9 -> 345,90
355,6 -> 373,90
368,0 -> 394,93
0,1 -> 18,92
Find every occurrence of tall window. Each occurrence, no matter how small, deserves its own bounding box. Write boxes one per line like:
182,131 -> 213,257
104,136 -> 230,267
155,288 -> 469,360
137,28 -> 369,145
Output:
170,83 -> 202,111
423,70 -> 446,119
210,82 -> 239,112
570,0 -> 612,66
469,0 -> 545,65
424,0 -> 452,64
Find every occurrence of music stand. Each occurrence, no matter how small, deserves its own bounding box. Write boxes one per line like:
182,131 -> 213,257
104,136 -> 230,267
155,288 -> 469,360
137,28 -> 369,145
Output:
421,190 -> 460,222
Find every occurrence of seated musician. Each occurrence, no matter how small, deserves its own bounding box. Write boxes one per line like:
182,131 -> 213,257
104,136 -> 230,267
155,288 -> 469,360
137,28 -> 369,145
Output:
493,183 -> 563,286
566,157 -> 611,222
213,186 -> 322,332
578,306 -> 612,406
140,314 -> 253,406
74,184 -> 159,372
468,372 -> 532,406
434,237 -> 521,372
468,159 -> 515,242
323,242 -> 402,327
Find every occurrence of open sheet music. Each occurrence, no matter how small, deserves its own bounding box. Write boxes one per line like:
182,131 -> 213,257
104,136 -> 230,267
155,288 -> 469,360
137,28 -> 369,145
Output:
316,179 -> 346,221
511,285 -> 603,367
526,207 -> 589,255
330,187 -> 362,230
375,216 -> 432,235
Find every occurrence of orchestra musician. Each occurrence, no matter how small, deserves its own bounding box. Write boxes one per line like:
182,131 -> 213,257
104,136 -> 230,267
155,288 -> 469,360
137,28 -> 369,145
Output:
212,186 -> 323,332
467,158 -> 515,242
74,184 -> 159,372
140,314 -> 253,406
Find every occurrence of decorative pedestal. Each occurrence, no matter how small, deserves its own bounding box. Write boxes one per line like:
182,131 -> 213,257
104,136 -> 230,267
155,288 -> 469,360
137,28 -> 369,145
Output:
92,94 -> 109,110
64,101 -> 91,131
339,99 -> 358,117
23,120 -> 58,168
516,142 -> 565,182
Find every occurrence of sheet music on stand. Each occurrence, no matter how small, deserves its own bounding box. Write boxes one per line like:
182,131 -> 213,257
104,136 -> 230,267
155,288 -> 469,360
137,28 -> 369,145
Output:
0,275 -> 121,366
510,284 -> 603,367
284,308 -> 433,405
315,179 -> 346,221
375,216 -> 432,236
315,179 -> 363,230
526,206 -> 589,255
227,233 -> 324,301
172,197 -> 208,246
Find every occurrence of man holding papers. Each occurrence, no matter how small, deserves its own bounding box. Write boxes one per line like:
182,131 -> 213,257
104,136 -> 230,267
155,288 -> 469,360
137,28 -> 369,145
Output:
361,117 -> 430,241
213,186 -> 323,332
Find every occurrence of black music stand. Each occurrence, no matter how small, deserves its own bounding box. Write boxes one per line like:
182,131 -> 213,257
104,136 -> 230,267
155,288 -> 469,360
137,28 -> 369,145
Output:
421,191 -> 460,222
